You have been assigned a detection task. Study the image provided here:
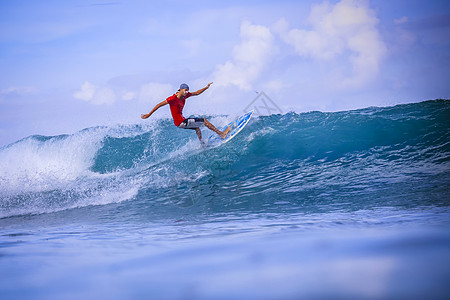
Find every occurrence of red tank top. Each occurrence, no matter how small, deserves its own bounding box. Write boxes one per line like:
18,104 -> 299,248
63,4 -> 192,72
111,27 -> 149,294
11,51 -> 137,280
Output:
166,92 -> 191,126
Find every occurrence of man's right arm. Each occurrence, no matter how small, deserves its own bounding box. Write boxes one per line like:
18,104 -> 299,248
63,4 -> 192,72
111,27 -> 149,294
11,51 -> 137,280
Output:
141,100 -> 168,119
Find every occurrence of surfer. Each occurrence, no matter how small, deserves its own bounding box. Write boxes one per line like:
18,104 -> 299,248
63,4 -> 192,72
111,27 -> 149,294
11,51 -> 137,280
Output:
141,82 -> 230,142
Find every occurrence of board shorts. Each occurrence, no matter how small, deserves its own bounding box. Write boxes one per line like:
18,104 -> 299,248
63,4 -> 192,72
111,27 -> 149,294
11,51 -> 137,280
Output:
178,117 -> 205,130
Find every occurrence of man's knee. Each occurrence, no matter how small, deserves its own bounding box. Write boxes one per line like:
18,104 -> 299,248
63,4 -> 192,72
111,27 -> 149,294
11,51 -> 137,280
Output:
203,118 -> 211,126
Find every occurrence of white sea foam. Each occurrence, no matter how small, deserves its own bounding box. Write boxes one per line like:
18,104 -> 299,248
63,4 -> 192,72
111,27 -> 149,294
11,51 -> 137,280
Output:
0,129 -> 106,194
0,122 -> 204,217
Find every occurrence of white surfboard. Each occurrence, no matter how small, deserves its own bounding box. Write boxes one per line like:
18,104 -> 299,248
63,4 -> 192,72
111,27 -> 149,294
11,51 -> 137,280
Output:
207,111 -> 254,148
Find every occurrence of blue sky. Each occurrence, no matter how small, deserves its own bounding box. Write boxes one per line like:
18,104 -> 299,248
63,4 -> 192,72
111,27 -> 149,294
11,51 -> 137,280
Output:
0,0 -> 449,146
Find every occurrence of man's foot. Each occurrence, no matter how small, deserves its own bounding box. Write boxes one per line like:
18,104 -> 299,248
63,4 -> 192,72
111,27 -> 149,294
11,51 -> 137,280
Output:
220,127 -> 231,139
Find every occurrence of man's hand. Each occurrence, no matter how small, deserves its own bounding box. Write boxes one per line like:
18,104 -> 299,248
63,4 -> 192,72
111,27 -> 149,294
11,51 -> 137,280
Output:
141,113 -> 150,119
206,82 -> 213,89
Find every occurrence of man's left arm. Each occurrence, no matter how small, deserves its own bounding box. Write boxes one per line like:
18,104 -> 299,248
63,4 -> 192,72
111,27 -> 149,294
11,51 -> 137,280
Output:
191,82 -> 213,96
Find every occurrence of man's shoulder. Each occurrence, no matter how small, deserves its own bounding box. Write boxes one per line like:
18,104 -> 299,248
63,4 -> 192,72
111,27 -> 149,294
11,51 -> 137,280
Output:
166,94 -> 177,102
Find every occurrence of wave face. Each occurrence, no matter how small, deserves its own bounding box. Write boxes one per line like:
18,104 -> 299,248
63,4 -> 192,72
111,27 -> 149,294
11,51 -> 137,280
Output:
0,100 -> 449,218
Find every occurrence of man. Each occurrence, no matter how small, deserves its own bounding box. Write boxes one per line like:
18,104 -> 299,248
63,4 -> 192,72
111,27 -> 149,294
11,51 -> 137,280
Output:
141,82 -> 230,142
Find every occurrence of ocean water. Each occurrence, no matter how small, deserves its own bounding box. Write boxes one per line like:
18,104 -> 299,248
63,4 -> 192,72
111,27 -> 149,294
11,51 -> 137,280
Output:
1,99 -> 449,299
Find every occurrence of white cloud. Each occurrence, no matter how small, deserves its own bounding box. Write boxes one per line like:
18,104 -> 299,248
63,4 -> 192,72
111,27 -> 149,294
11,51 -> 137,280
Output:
394,16 -> 408,25
73,81 -> 116,105
121,91 -> 136,101
276,0 -> 387,88
0,86 -> 38,97
73,82 -> 95,101
213,20 -> 275,91
138,82 -> 174,103
73,81 -> 175,106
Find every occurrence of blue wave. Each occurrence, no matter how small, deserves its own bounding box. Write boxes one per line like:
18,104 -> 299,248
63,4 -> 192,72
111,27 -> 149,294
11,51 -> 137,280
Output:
1,100 -> 449,218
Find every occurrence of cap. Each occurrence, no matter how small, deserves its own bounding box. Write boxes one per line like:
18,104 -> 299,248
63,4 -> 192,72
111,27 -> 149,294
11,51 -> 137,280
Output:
179,83 -> 189,91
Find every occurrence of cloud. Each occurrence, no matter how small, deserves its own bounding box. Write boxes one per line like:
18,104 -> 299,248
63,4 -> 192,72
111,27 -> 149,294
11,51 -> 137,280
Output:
73,82 -> 95,101
0,86 -> 38,98
275,0 -> 386,88
213,20 -> 275,91
73,80 -> 176,106
121,91 -> 136,101
73,81 -> 116,105
138,82 -> 174,103
394,16 -> 408,25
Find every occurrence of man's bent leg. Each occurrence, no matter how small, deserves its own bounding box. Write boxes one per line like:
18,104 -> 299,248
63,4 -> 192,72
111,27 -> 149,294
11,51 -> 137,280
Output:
204,118 -> 231,139
195,128 -> 202,141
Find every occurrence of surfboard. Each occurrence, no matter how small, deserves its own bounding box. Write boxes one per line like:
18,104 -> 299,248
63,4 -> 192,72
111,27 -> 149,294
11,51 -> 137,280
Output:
207,111 -> 254,148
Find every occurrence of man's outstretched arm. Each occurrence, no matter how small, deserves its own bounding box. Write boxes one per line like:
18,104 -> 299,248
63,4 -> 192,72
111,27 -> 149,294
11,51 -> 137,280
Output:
141,100 -> 168,119
191,82 -> 213,96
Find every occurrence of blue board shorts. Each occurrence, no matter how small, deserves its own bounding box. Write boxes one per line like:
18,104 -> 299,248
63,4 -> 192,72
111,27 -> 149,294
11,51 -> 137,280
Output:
178,117 -> 205,130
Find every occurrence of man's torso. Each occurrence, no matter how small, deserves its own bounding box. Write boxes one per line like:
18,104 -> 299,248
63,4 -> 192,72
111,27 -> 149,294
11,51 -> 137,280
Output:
167,92 -> 191,126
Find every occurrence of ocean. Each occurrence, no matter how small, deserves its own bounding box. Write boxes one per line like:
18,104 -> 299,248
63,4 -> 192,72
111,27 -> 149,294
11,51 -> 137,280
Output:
1,99 -> 449,299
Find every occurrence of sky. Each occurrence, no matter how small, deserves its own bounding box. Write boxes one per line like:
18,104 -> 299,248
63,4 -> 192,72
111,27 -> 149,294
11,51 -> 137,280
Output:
0,0 -> 449,146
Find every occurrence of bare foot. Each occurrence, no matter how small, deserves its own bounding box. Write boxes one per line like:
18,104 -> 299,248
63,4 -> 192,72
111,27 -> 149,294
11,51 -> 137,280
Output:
221,127 -> 231,139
